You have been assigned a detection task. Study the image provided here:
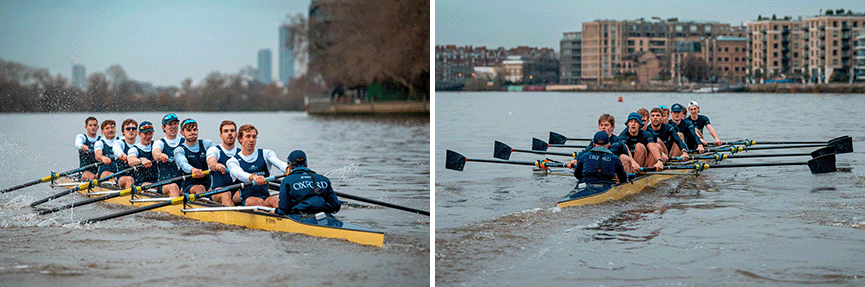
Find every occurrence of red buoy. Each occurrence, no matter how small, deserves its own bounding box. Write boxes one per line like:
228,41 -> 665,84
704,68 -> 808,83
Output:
618,96 -> 623,102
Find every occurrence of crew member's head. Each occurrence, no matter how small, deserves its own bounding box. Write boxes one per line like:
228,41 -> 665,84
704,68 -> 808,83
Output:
287,150 -> 308,168
100,119 -> 116,138
138,121 -> 155,143
592,131 -> 610,148
218,120 -> 237,146
180,118 -> 199,142
237,124 -> 257,150
85,116 -> 99,136
162,113 -> 179,136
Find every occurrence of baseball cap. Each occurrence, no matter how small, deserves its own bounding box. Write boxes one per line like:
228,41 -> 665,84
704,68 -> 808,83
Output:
659,105 -> 668,110
593,131 -> 610,145
625,112 -> 644,127
139,121 -> 154,133
688,101 -> 699,108
181,118 -> 197,129
162,113 -> 179,125
671,103 -> 684,112
287,150 -> 307,167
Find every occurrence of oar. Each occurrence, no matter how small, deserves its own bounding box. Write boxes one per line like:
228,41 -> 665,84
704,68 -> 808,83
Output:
79,174 -> 287,224
445,150 -> 565,171
531,138 -> 586,151
29,164 -> 143,207
638,153 -> 836,174
549,132 -> 591,145
670,146 -> 840,162
37,171 -> 211,215
708,136 -> 853,154
494,141 -> 577,160
266,182 -> 429,216
708,135 -> 850,147
0,162 -> 101,194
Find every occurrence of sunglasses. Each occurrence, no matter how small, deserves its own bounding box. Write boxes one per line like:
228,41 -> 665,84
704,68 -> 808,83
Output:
125,127 -> 137,131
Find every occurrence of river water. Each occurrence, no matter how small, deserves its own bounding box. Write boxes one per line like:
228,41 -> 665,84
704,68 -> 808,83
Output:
0,112 -> 429,286
435,92 -> 865,286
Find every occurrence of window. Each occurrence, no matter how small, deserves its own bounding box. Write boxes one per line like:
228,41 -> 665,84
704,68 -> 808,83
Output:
735,67 -> 739,71
724,67 -> 729,71
833,31 -> 838,37
794,35 -> 798,40
734,57 -> 739,62
735,47 -> 739,52
725,47 -> 729,52
833,50 -> 837,56
793,52 -> 798,58
833,59 -> 838,65
833,40 -> 837,46
774,34 -> 778,40
773,61 -> 778,66
725,57 -> 729,62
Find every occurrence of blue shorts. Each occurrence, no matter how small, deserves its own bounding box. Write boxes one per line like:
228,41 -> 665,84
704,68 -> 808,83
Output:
240,194 -> 268,206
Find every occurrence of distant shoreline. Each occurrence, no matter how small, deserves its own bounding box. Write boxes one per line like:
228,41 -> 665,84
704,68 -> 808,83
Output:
439,83 -> 865,94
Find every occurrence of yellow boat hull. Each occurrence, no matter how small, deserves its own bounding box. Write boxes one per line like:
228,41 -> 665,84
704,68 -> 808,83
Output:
54,177 -> 384,247
556,162 -> 702,208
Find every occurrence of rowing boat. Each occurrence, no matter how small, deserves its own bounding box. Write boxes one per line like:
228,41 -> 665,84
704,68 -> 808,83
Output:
556,160 -> 707,208
49,176 -> 385,247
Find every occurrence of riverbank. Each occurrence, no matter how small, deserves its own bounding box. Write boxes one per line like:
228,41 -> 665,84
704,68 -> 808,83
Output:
444,83 -> 865,93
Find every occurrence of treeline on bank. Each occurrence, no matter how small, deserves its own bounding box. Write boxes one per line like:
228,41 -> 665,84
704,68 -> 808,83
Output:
0,59 -> 309,113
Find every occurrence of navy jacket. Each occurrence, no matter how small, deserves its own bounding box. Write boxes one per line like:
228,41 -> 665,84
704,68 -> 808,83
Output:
574,146 -> 628,185
276,167 -> 341,215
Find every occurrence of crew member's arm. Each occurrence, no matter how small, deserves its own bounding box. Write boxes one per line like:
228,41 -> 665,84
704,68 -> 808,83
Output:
263,149 -> 289,174
127,148 -> 141,167
705,123 -> 722,146
322,178 -> 341,213
111,141 -> 127,161
614,159 -> 628,184
669,126 -> 689,161
275,179 -> 292,215
174,147 -> 199,176
152,141 -> 168,162
94,141 -> 111,165
74,134 -> 88,152
205,146 -> 226,174
574,158 -> 584,181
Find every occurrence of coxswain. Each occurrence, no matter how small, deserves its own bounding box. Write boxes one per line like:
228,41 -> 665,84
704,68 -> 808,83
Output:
618,112 -> 664,170
565,131 -> 630,197
226,124 -> 289,207
648,108 -> 690,161
126,121 -> 158,187
115,119 -> 139,189
152,113 -> 184,197
93,119 -> 119,179
174,118 -> 217,196
275,150 -> 341,215
670,103 -> 705,153
687,101 -> 723,146
74,116 -> 101,180
206,120 -> 241,206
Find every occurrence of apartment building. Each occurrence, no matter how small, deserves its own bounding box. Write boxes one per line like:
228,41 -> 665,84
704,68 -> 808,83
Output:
579,18 -> 732,83
560,32 -> 581,84
856,28 -> 865,81
804,13 -> 865,82
747,18 -> 808,79
705,37 -> 750,83
434,45 -> 558,83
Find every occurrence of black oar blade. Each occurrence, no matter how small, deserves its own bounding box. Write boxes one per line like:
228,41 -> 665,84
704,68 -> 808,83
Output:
807,154 -> 836,174
493,141 -> 512,160
445,150 -> 467,171
532,138 -> 548,151
829,136 -> 853,154
549,132 -> 568,145
810,147 -> 835,158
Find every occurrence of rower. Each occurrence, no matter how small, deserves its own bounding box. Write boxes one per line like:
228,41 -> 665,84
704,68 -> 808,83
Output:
687,101 -> 723,146
648,108 -> 690,161
658,105 -> 671,124
636,108 -> 650,131
565,131 -> 630,197
152,113 -> 184,197
577,114 -> 640,173
74,116 -> 101,180
670,103 -> 705,153
206,120 -> 241,206
275,150 -> 341,215
174,118 -> 217,196
126,121 -> 158,187
94,119 -> 119,180
115,119 -> 139,189
226,124 -> 289,207
618,112 -> 664,170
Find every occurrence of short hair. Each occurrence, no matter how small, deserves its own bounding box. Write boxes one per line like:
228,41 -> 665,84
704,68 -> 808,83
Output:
219,120 -> 236,133
237,124 -> 257,138
650,107 -> 663,115
100,119 -> 116,130
598,113 -> 615,127
637,108 -> 649,119
85,116 -> 97,126
121,118 -> 138,128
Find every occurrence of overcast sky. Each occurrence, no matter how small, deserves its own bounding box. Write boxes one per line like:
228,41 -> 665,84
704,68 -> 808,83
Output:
436,0 -> 865,49
0,0 -> 309,87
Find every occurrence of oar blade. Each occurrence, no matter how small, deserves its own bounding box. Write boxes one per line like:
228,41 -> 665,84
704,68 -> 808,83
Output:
493,141 -> 512,160
532,138 -> 548,151
810,147 -> 835,158
445,150 -> 467,171
549,132 -> 568,145
829,136 -> 853,154
807,154 -> 836,174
